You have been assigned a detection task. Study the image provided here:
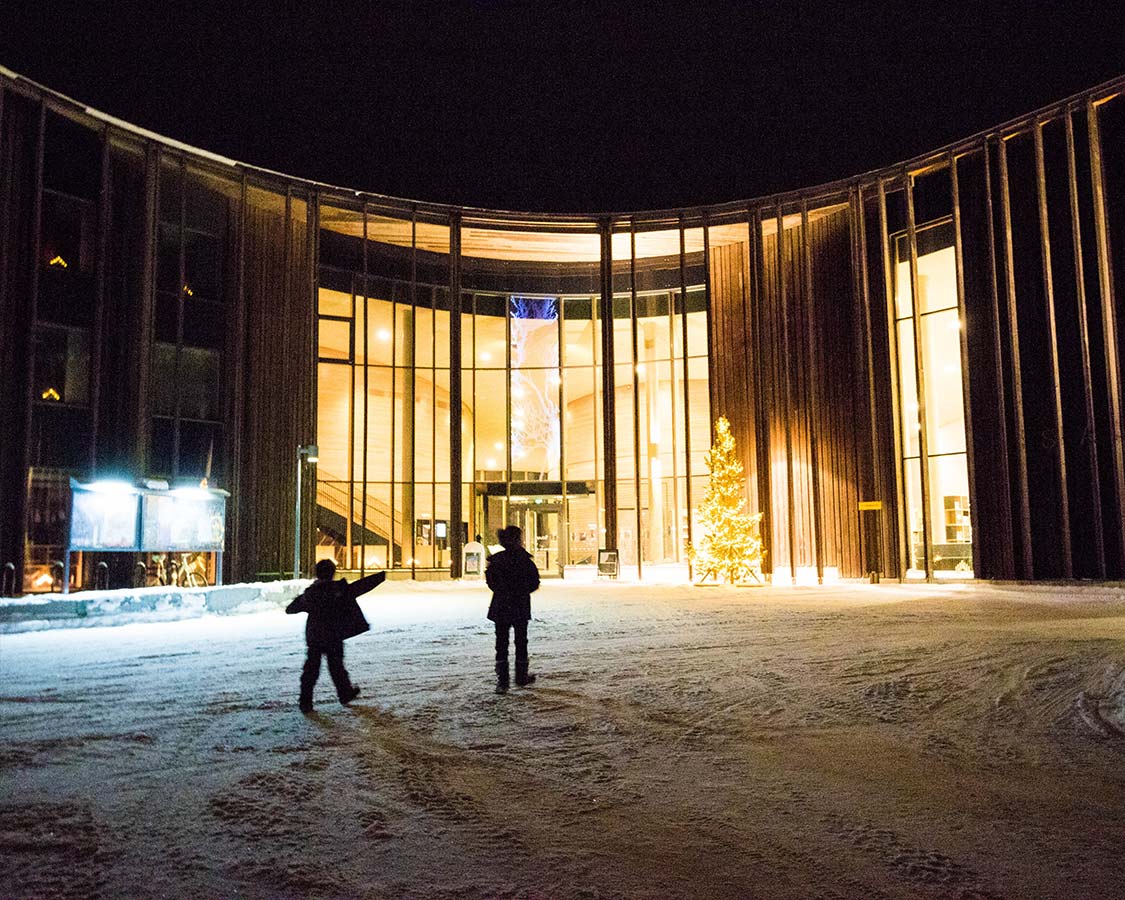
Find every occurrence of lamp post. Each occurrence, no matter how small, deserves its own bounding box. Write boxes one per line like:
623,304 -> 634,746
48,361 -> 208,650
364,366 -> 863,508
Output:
294,444 -> 319,578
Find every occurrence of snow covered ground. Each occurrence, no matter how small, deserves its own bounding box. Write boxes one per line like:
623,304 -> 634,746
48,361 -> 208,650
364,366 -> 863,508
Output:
2,579 -> 1124,899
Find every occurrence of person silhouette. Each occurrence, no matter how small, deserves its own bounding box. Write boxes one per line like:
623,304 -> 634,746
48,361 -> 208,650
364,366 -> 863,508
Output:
484,525 -> 540,694
286,559 -> 384,712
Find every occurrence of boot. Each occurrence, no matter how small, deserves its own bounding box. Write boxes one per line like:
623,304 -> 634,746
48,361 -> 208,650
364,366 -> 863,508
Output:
495,660 -> 510,694
515,660 -> 536,687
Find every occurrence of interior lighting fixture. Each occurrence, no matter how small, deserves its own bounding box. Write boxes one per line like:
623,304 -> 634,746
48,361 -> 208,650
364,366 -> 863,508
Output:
377,329 -> 391,341
494,442 -> 504,450
48,255 -> 68,268
182,284 -> 194,297
480,351 -> 492,361
41,387 -> 61,401
486,458 -> 497,468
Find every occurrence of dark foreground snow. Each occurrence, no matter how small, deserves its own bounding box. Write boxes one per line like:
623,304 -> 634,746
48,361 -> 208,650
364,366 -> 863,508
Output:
2,580 -> 1124,899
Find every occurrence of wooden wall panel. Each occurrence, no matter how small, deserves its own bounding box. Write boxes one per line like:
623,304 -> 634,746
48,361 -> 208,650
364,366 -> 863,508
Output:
0,91 -> 39,579
234,190 -> 314,581
710,208 -> 862,580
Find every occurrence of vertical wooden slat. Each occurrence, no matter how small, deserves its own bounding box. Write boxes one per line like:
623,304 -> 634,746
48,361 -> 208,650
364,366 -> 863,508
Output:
777,205 -> 797,582
1087,98 -> 1125,570
406,208 -> 418,577
136,143 -> 159,477
305,191 -> 318,577
89,125 -> 110,474
949,152 -> 982,577
678,217 -> 692,568
998,137 -> 1035,579
283,187 -> 294,573
736,221 -> 755,512
981,138 -> 1015,577
800,200 -> 825,582
13,101 -> 45,590
227,170 -> 247,581
749,206 -> 772,574
599,218 -> 617,550
359,201 -> 368,576
1064,108 -> 1106,577
172,156 -> 187,479
877,179 -> 907,580
1032,122 -> 1073,577
630,221 -> 642,577
854,185 -> 882,573
449,210 -> 463,577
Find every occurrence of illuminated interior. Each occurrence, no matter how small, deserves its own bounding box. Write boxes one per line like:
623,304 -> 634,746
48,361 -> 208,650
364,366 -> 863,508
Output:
315,215 -> 712,574
894,221 -> 973,578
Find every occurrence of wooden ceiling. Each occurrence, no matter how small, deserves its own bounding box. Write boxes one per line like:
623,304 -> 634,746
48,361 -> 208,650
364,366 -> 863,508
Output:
317,204 -> 847,263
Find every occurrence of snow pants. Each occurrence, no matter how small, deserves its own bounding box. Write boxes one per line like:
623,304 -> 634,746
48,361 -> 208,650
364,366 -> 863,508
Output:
494,621 -> 529,686
300,640 -> 354,704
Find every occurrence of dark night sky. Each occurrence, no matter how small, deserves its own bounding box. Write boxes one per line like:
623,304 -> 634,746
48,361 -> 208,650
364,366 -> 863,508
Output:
2,2 -> 1123,213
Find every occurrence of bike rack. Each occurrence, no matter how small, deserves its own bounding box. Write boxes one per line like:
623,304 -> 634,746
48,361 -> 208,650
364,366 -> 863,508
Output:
1,562 -> 15,597
134,561 -> 148,588
95,561 -> 109,590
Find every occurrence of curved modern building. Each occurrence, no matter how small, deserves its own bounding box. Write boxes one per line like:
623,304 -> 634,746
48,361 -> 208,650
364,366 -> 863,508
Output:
2,66 -> 1124,592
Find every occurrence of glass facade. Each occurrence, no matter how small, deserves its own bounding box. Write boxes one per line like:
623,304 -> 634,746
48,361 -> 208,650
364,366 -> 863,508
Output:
315,217 -> 711,575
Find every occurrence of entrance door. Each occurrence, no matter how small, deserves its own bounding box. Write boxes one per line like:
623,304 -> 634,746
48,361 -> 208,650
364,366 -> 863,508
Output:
509,498 -> 561,575
475,487 -> 562,575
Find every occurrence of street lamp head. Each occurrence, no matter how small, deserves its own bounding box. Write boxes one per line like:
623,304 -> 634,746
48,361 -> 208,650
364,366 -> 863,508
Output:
299,443 -> 319,464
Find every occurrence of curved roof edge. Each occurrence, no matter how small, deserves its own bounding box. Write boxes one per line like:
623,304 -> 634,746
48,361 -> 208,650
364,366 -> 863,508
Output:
3,63 -> 1123,223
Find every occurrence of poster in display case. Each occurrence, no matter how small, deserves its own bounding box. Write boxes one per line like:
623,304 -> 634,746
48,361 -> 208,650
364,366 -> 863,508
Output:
141,491 -> 226,551
69,485 -> 141,551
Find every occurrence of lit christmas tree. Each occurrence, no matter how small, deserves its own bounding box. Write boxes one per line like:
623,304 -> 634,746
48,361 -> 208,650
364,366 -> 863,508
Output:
688,416 -> 764,585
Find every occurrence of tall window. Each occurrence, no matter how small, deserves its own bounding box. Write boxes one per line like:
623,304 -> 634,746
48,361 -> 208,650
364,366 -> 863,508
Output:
894,221 -> 973,577
151,162 -> 229,484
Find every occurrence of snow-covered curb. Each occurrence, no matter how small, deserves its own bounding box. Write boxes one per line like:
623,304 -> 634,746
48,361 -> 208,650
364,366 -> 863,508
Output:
0,579 -> 309,633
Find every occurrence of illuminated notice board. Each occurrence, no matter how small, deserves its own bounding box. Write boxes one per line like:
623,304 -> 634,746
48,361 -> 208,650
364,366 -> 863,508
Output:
69,487 -> 141,551
141,493 -> 226,551
69,481 -> 228,553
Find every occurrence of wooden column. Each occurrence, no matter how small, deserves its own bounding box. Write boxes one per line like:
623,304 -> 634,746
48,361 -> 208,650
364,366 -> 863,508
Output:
599,218 -> 617,549
1087,98 -> 1125,570
998,138 -> 1035,579
949,152 -> 982,577
1064,109 -> 1106,577
449,210 -> 464,577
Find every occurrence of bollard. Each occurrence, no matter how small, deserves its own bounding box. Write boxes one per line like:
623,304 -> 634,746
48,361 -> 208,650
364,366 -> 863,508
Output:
95,561 -> 110,590
1,562 -> 14,597
135,561 -> 148,588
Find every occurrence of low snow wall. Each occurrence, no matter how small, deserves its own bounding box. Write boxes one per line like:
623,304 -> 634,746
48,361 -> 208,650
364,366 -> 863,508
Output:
0,580 -> 308,634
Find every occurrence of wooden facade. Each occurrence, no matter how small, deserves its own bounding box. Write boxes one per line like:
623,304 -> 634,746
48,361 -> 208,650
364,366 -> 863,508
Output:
2,66 -> 1125,589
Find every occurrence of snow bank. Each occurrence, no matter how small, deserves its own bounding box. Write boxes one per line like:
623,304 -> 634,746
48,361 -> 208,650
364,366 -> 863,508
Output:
0,579 -> 307,633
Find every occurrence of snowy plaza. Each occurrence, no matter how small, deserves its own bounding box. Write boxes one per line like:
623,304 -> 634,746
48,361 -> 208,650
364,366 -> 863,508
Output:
3,579 -> 1124,899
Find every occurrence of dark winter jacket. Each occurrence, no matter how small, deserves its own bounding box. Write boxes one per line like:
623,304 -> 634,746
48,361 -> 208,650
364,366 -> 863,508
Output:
286,573 -> 384,646
485,548 -> 540,625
